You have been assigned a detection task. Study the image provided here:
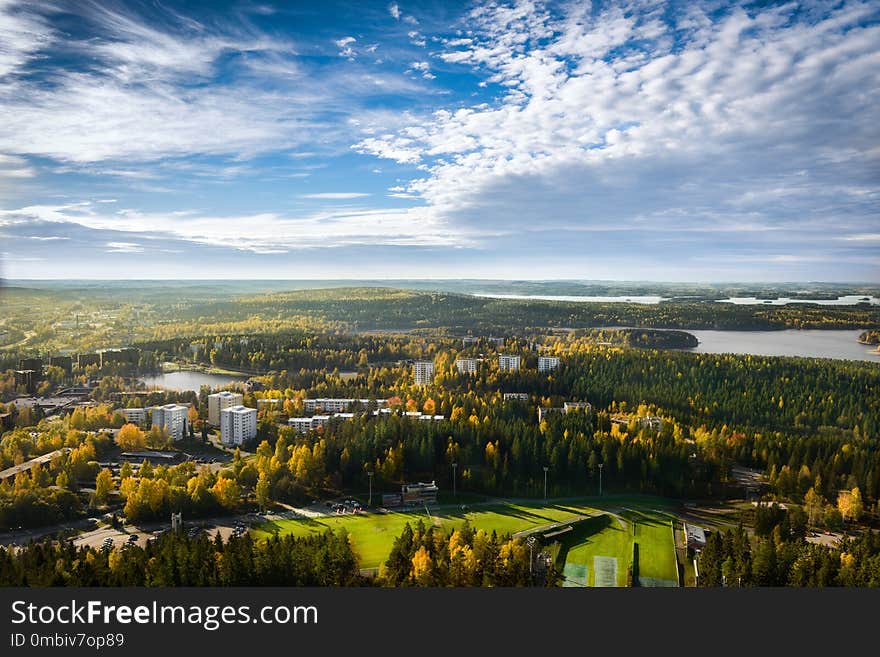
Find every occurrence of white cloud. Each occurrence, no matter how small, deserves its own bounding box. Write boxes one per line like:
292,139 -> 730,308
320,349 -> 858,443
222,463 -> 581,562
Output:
354,0 -> 880,259
0,0 -> 52,77
335,36 -> 356,58
388,3 -> 400,21
106,241 -> 144,253
0,5 -> 431,167
1,201 -> 475,253
301,192 -> 370,199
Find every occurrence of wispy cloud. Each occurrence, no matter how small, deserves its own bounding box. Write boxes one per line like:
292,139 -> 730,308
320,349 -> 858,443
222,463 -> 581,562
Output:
106,241 -> 144,253
301,192 -> 370,199
1,201 -> 472,253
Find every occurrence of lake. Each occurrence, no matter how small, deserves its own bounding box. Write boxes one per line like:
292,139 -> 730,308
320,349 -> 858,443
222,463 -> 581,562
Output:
717,295 -> 879,306
684,329 -> 879,363
138,370 -> 249,392
474,293 -> 668,304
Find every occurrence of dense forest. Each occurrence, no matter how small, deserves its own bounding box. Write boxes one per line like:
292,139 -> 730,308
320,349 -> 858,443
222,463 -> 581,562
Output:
380,520 -> 543,586
0,531 -> 362,586
698,506 -> 880,587
2,286 -> 878,361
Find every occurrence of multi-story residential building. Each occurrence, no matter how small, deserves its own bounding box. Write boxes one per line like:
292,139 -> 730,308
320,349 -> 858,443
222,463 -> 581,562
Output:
76,353 -> 101,369
13,370 -> 37,394
638,416 -> 664,431
121,407 -> 148,426
220,405 -> 257,446
497,354 -> 521,371
49,355 -> 73,373
455,358 -> 478,374
503,392 -> 529,401
461,336 -> 479,348
537,406 -> 563,422
19,358 -> 43,373
287,417 -> 315,433
538,356 -> 560,372
208,391 -> 243,426
413,360 -> 435,385
97,348 -> 140,368
488,337 -> 505,348
563,401 -> 592,413
257,398 -> 282,409
301,398 -> 387,413
151,404 -> 189,441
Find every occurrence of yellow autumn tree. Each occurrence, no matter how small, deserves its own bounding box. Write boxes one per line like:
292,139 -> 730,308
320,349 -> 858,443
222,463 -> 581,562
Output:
115,423 -> 146,451
411,545 -> 433,585
93,468 -> 114,506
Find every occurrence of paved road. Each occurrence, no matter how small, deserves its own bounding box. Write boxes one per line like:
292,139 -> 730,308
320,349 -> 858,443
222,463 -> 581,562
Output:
0,517 -> 95,547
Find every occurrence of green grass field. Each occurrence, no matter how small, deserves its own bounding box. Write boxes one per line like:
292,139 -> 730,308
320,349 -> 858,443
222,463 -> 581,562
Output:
254,500 -> 605,568
624,508 -> 680,586
252,495 -> 680,575
554,507 -> 680,587
555,514 -> 631,586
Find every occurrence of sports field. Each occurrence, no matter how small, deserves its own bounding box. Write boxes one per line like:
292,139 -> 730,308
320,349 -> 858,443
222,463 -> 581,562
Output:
555,514 -> 631,587
555,508 -> 679,587
252,496 -> 680,576
254,500 -> 601,568
624,508 -> 679,586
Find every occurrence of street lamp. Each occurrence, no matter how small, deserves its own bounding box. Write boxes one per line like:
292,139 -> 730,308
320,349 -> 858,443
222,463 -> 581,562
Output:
367,471 -> 374,508
527,535 -> 537,576
598,463 -> 604,496
451,462 -> 458,498
543,466 -> 549,500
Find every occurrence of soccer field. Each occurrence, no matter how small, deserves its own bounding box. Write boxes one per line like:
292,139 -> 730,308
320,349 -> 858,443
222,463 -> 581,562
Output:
253,500 -> 604,569
252,496 -> 680,574
555,508 -> 679,587
555,514 -> 631,587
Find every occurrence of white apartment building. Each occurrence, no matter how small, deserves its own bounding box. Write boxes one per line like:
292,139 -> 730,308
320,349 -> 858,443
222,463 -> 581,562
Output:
537,406 -> 563,422
208,391 -> 243,426
503,393 -> 529,401
121,407 -> 147,426
288,417 -> 315,433
488,337 -> 505,348
564,401 -> 592,413
455,358 -> 478,374
413,360 -> 435,385
301,398 -> 387,413
538,356 -> 560,372
461,336 -> 479,347
257,398 -> 282,409
220,405 -> 257,446
151,404 -> 189,442
497,354 -> 521,371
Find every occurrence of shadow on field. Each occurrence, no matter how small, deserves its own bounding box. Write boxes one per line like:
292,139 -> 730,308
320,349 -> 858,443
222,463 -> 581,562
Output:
257,516 -> 324,536
552,514 -> 614,571
437,503 -> 573,527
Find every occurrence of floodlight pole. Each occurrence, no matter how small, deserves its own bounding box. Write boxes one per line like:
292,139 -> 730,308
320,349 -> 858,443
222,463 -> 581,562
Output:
598,463 -> 604,496
452,462 -> 458,498
367,471 -> 373,507
543,466 -> 549,500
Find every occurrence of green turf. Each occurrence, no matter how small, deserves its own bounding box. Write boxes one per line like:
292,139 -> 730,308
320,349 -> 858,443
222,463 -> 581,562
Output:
623,508 -> 679,585
555,514 -> 631,587
253,500 -> 611,568
252,496 -> 679,573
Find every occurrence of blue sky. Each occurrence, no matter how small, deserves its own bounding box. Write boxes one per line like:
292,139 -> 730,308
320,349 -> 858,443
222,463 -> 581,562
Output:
0,0 -> 878,281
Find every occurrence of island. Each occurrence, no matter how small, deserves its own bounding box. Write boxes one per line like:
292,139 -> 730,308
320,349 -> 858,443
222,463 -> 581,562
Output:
621,328 -> 699,349
858,329 -> 880,345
